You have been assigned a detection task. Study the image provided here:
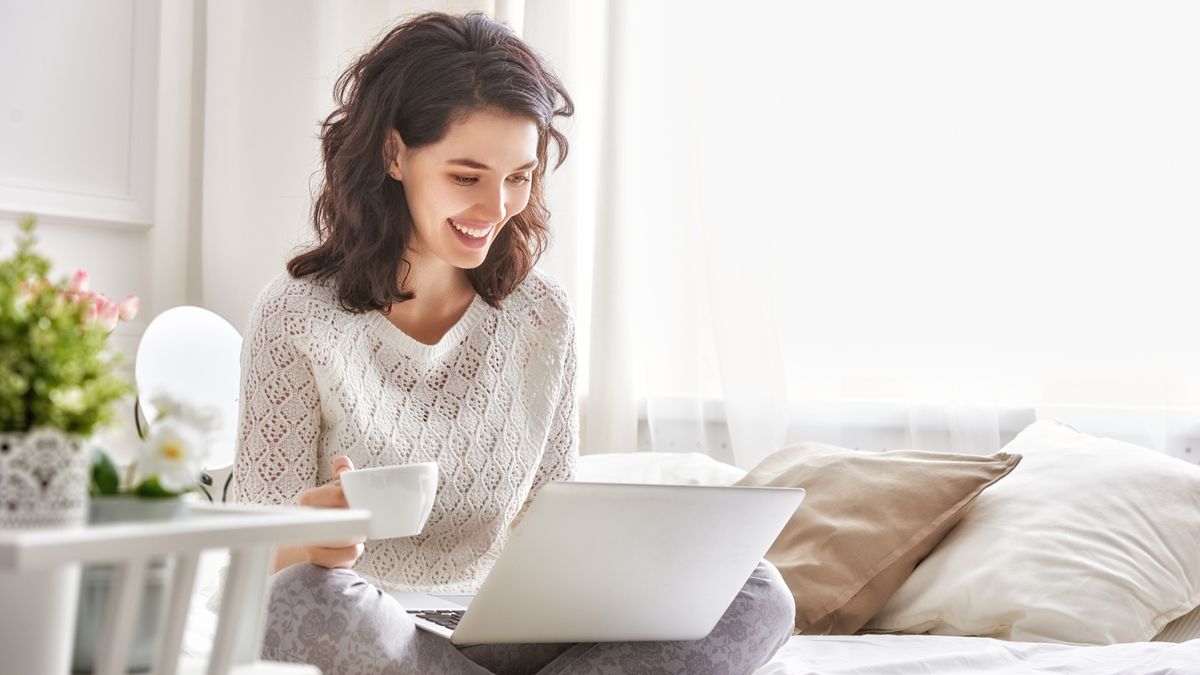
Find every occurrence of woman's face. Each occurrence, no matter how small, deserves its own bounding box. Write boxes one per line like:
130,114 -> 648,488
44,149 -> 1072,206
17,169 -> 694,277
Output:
390,109 -> 539,272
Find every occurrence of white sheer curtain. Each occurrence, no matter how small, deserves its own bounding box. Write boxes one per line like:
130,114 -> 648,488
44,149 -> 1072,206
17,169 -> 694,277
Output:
571,0 -> 1200,468
178,1 -> 1200,469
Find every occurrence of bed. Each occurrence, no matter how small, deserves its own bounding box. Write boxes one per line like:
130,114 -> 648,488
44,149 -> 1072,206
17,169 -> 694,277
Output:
180,575 -> 1200,674
758,632 -> 1200,674
180,420 -> 1200,674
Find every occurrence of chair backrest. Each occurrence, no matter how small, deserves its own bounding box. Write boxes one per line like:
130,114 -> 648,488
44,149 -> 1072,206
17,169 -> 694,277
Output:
134,306 -> 242,484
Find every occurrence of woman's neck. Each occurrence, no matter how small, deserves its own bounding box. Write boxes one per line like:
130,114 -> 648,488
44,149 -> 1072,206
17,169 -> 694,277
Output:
383,251 -> 476,344
402,255 -> 473,303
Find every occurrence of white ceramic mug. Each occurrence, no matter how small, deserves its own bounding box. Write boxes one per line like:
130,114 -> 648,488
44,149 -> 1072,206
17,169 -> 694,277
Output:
340,462 -> 439,539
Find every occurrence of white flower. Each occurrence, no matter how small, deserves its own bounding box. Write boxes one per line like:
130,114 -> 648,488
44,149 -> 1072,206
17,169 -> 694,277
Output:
147,392 -> 222,434
138,419 -> 208,493
177,402 -> 221,434
146,392 -> 182,421
50,386 -> 86,414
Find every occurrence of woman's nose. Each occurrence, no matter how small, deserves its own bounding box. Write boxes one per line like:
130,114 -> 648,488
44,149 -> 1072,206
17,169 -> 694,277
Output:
476,186 -> 506,224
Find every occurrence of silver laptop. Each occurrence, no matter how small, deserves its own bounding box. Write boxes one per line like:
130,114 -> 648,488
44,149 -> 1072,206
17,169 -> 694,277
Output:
389,481 -> 805,646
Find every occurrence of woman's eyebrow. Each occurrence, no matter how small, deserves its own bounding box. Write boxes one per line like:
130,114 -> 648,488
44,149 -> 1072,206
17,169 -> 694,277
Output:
447,158 -> 539,171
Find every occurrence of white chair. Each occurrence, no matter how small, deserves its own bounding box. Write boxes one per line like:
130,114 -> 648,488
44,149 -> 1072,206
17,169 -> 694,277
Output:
135,306 -> 243,502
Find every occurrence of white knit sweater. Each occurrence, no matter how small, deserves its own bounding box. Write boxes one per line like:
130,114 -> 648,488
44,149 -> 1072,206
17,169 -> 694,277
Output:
231,268 -> 578,593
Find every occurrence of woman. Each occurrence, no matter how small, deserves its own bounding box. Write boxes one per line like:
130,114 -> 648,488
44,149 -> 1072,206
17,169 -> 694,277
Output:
233,11 -> 794,675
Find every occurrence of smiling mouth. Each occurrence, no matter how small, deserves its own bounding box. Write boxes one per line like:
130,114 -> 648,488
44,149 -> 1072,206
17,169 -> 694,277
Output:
449,219 -> 493,239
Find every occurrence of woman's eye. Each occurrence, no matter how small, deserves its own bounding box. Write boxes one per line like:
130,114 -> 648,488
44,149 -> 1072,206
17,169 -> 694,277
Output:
453,175 -> 530,186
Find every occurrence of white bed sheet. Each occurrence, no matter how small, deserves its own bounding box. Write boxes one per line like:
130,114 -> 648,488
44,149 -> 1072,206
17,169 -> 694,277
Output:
754,633 -> 1200,675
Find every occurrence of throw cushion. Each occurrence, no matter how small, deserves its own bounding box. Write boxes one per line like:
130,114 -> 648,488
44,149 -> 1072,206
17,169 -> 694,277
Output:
867,420 -> 1200,644
736,443 -> 1021,635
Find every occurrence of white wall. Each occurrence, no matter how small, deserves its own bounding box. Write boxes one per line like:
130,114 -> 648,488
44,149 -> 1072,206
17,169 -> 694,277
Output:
0,0 -> 159,357
0,0 -> 161,460
200,0 -> 335,332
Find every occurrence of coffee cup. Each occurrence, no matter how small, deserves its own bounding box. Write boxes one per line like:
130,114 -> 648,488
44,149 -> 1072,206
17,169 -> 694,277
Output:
340,462 -> 439,539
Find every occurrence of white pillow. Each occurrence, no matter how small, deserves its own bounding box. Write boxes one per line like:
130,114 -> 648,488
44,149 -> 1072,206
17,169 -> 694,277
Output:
576,451 -> 746,486
1156,602 -> 1200,642
867,419 -> 1200,644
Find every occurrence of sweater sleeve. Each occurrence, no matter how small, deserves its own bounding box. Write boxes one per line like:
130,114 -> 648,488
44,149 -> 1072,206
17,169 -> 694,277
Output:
230,286 -> 322,505
541,320 -> 579,486
509,315 -> 578,532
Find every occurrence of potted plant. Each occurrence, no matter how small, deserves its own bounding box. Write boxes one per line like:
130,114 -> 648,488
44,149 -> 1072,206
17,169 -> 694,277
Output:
0,213 -> 138,674
0,213 -> 138,528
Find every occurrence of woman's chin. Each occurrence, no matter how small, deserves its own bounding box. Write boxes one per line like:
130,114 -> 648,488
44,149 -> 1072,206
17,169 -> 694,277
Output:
446,249 -> 491,271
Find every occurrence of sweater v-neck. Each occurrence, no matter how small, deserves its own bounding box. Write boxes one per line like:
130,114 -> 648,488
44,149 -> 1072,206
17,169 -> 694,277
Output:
369,294 -> 489,362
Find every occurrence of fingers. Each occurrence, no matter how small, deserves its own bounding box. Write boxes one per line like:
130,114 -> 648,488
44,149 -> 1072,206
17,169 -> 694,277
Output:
317,535 -> 366,549
297,480 -> 350,509
331,455 -> 355,479
308,541 -> 364,569
297,456 -> 356,509
329,455 -> 353,508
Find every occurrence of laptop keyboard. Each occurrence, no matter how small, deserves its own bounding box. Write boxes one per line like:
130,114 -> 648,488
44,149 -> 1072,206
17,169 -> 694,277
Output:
407,609 -> 464,630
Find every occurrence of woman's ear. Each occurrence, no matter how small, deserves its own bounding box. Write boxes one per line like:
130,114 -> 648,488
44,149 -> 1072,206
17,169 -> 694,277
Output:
386,129 -> 406,181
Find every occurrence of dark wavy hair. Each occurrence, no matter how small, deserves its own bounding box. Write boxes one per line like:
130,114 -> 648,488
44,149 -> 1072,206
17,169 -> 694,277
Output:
288,12 -> 574,310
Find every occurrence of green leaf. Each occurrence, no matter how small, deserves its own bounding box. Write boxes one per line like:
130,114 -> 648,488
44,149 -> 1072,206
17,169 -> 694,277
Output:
133,475 -> 178,498
0,214 -> 133,434
90,446 -> 121,496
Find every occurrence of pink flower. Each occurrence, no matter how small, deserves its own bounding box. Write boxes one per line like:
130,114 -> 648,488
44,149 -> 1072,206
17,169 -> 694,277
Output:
88,293 -> 118,329
97,298 -> 120,332
69,269 -> 90,295
118,295 -> 139,321
57,270 -> 135,330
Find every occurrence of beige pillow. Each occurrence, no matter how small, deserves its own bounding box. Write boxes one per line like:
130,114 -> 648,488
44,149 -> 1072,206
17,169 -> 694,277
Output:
736,443 -> 1021,635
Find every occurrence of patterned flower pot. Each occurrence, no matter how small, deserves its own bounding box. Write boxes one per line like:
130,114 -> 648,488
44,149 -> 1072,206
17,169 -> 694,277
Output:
0,428 -> 90,675
0,427 -> 89,527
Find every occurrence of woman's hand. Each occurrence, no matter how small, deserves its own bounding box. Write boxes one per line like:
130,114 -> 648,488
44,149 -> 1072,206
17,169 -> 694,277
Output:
295,455 -> 366,569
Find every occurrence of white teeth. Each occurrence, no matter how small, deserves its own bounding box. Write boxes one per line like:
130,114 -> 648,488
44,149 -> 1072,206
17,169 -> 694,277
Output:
450,219 -> 491,239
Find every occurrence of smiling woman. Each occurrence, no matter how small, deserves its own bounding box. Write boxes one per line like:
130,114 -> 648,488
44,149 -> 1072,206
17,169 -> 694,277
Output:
230,10 -> 794,675
382,109 -> 540,272
286,13 -> 570,315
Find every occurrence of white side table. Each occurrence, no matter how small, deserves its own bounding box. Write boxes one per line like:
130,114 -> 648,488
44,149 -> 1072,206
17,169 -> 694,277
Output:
0,502 -> 370,675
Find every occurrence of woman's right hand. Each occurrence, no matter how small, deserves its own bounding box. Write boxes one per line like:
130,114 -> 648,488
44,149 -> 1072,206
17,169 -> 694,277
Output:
295,455 -> 366,569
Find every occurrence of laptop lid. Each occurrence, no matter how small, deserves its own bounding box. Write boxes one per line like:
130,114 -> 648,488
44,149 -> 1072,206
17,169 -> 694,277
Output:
448,481 -> 805,645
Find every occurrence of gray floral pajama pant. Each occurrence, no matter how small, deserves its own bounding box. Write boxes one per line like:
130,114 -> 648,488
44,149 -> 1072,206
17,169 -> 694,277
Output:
261,560 -> 795,675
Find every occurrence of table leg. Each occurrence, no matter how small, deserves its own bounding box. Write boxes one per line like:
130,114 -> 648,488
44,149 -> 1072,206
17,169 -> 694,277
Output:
208,545 -> 272,675
154,551 -> 201,675
95,555 -> 148,675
